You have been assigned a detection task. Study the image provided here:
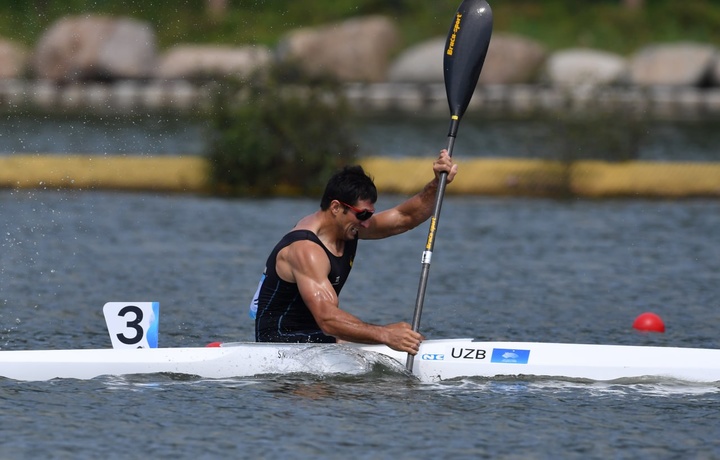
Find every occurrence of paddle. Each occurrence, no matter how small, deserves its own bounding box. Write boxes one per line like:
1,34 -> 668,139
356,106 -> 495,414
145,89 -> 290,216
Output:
406,0 -> 493,371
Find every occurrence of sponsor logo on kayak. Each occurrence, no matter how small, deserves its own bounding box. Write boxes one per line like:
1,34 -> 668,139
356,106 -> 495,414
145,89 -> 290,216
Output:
490,348 -> 530,364
421,353 -> 445,361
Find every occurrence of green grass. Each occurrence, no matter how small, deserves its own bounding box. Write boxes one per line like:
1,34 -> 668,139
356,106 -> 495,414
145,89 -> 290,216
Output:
1,0 -> 720,55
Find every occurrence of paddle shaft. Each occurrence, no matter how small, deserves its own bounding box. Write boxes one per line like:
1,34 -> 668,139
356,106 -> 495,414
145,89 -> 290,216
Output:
405,0 -> 492,372
406,118 -> 459,371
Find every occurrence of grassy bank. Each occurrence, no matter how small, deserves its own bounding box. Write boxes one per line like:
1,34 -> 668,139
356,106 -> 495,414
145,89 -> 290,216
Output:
2,0 -> 720,55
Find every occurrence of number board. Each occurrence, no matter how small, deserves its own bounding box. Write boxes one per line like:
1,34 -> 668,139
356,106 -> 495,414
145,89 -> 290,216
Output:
103,302 -> 160,349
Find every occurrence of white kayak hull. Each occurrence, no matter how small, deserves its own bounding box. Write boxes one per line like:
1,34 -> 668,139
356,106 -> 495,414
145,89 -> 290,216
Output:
2,338 -> 720,383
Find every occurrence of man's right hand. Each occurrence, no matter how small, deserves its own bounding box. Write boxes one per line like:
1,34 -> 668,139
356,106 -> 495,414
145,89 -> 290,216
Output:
383,322 -> 425,355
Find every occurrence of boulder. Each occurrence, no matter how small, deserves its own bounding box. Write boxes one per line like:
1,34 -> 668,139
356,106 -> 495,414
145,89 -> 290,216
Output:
156,45 -> 272,80
277,16 -> 400,82
33,15 -> 157,81
0,39 -> 28,79
712,54 -> 720,86
628,42 -> 716,86
544,48 -> 627,86
388,37 -> 445,83
479,33 -> 547,84
389,33 -> 546,85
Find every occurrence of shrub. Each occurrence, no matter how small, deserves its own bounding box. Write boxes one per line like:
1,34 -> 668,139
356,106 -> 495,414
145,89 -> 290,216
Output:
206,63 -> 358,196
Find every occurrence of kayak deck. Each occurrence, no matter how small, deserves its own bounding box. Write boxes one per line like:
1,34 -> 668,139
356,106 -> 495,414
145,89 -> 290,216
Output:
2,339 -> 720,383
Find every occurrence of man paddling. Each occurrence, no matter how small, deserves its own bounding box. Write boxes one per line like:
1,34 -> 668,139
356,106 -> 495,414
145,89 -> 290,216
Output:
250,150 -> 457,355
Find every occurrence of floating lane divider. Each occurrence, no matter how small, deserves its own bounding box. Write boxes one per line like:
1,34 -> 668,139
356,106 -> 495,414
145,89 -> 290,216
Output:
362,157 -> 720,198
0,155 -> 207,193
1,154 -> 719,197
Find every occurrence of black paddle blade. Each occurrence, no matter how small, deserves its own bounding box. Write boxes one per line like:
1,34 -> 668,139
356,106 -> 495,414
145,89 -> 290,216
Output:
444,0 -> 493,120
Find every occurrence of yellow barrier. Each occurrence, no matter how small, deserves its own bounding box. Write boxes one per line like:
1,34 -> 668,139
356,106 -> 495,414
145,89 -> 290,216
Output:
571,161 -> 720,197
362,157 -> 720,198
0,155 -> 207,193
1,155 -> 719,198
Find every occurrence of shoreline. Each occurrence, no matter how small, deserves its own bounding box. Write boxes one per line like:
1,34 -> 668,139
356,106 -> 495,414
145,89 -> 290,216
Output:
3,80 -> 720,120
1,155 -> 718,198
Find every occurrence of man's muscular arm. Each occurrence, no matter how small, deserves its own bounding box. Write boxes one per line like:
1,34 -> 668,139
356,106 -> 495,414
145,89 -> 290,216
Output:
284,241 -> 423,354
358,149 -> 457,240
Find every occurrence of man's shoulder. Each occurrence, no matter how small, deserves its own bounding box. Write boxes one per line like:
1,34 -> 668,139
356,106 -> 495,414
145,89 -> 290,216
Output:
281,237 -> 327,258
281,238 -> 331,277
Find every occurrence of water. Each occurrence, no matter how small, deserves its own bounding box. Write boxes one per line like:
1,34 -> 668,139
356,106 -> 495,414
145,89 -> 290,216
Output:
2,114 -> 720,161
0,115 -> 207,156
358,115 -> 720,162
2,190 -> 720,458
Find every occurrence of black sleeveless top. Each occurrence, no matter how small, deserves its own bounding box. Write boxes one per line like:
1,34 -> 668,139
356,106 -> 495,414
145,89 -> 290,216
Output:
254,230 -> 358,343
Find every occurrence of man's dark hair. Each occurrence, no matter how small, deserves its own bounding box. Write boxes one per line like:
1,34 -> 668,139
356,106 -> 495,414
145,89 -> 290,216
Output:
320,165 -> 377,210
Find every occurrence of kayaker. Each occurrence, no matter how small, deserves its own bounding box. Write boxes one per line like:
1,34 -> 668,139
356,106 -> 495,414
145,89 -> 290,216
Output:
250,149 -> 457,355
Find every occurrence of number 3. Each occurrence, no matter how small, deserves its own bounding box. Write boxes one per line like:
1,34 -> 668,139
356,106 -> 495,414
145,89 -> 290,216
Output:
116,305 -> 144,345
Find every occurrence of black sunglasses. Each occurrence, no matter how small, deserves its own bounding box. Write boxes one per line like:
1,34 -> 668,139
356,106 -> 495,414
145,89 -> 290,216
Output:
337,200 -> 374,221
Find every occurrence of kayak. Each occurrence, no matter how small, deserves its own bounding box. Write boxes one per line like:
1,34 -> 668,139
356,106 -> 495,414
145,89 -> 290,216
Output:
3,302 -> 719,383
3,338 -> 720,383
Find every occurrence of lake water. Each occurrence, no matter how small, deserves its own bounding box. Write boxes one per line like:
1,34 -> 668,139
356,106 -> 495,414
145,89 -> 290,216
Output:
1,189 -> 719,458
1,114 -> 720,162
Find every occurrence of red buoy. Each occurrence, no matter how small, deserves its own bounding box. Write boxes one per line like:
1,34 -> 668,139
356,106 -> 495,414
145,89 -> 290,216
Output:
205,341 -> 223,347
633,312 -> 665,333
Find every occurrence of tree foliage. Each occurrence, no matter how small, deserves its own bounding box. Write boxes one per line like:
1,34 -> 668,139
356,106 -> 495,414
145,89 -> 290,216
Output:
5,1 -> 720,53
206,63 -> 358,196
